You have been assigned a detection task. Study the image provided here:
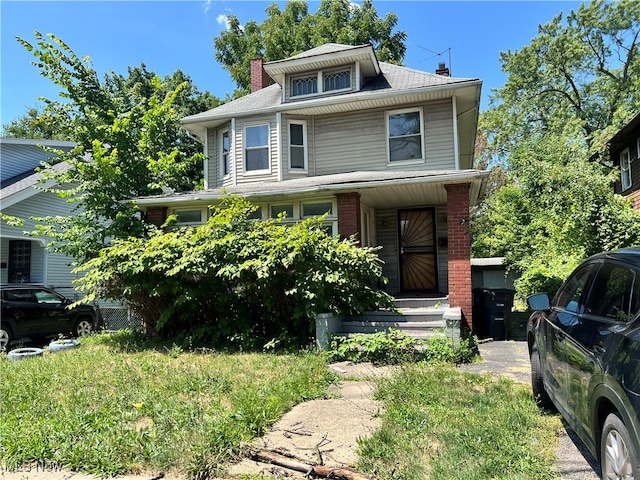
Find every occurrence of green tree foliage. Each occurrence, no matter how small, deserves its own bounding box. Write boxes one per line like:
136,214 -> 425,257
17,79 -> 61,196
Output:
15,32 -> 220,260
1,105 -> 66,139
214,0 -> 407,93
75,197 -> 396,349
474,0 -> 640,297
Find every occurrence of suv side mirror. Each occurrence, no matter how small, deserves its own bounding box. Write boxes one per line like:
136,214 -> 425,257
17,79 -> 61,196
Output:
527,293 -> 551,311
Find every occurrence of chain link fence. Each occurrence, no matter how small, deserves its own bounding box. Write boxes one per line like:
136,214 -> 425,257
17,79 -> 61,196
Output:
50,286 -> 143,332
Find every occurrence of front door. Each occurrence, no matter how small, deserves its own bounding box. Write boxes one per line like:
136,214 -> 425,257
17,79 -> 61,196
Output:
399,208 -> 437,292
8,240 -> 31,283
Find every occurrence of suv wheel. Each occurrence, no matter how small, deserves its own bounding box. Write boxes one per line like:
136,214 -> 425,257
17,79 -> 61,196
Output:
0,325 -> 12,351
601,413 -> 640,479
73,319 -> 92,337
530,344 -> 555,410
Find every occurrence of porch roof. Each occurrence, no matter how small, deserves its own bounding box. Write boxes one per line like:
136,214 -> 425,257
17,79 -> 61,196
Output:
135,169 -> 489,210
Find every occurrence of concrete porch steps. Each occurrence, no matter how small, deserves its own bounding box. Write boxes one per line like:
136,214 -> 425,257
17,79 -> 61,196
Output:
337,296 -> 455,341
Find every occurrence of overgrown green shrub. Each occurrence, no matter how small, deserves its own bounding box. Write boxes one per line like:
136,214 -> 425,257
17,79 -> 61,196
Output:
326,328 -> 478,365
75,196 -> 396,349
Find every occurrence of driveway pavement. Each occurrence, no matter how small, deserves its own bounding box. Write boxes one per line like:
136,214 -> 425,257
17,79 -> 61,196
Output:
459,340 -> 600,480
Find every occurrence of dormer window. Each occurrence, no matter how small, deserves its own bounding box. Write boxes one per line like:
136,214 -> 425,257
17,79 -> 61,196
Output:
290,67 -> 352,98
292,75 -> 318,96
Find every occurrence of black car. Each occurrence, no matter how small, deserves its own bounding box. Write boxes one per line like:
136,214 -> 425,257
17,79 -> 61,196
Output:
0,285 -> 101,350
527,247 -> 640,479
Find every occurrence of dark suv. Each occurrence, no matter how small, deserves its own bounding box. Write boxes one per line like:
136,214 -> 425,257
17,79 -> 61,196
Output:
0,285 -> 101,350
527,247 -> 640,478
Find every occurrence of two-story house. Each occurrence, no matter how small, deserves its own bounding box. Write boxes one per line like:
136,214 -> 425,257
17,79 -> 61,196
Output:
135,43 -> 488,332
609,111 -> 640,209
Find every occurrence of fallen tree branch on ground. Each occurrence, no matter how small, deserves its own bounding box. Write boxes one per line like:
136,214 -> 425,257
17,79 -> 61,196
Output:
250,449 -> 372,480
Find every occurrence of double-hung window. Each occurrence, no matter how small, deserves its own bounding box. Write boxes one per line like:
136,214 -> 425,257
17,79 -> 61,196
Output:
245,124 -> 270,172
621,148 -> 632,190
387,108 -> 424,163
221,130 -> 230,177
289,121 -> 307,171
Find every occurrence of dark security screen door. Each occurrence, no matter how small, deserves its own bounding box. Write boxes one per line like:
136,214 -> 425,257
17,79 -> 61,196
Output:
399,208 -> 437,292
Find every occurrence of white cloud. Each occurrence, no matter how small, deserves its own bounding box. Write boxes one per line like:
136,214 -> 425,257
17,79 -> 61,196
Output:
216,13 -> 229,27
202,0 -> 213,13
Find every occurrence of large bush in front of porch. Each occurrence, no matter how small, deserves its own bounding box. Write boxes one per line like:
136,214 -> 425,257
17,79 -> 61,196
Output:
76,196 -> 395,348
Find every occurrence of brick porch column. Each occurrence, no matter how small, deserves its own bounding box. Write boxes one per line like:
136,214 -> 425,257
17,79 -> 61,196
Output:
445,183 -> 472,331
336,192 -> 361,243
145,207 -> 168,227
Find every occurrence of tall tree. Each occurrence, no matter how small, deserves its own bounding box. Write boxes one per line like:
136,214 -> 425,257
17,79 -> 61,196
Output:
474,0 -> 640,296
15,31 -> 219,261
214,0 -> 407,93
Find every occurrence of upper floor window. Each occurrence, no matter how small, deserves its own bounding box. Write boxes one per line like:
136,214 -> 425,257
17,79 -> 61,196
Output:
290,67 -> 352,98
245,124 -> 270,172
291,75 -> 318,97
289,121 -> 307,171
323,69 -> 350,92
621,147 -> 631,190
387,108 -> 424,163
221,130 -> 230,176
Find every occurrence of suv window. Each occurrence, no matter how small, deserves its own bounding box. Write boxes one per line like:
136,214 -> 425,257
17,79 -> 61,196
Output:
33,289 -> 64,304
3,290 -> 34,302
584,262 -> 636,322
554,264 -> 595,313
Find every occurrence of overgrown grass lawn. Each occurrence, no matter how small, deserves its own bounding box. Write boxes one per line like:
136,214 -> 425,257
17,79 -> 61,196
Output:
358,365 -> 562,480
0,332 -> 333,478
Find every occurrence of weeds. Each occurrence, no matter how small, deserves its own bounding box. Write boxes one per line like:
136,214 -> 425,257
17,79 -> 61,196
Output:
326,329 -> 478,365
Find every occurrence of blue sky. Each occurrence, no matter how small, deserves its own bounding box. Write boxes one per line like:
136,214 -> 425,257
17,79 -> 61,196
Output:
1,0 -> 582,128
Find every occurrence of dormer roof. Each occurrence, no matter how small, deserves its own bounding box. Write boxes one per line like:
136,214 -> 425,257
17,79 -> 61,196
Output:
263,43 -> 381,86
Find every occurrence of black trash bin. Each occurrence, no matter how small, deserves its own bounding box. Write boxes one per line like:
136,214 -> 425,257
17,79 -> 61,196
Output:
472,288 -> 516,340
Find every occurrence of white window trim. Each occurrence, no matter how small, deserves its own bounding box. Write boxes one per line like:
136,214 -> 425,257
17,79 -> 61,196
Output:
322,68 -> 352,94
288,120 -> 308,173
173,208 -> 206,226
290,73 -> 320,99
385,107 -> 425,165
220,128 -> 230,179
243,123 -> 271,175
621,147 -> 632,191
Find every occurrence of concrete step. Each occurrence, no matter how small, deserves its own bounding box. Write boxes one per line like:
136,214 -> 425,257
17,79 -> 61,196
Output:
394,296 -> 448,309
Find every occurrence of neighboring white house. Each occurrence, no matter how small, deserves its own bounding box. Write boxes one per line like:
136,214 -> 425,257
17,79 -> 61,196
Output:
0,137 -> 79,288
135,43 -> 489,331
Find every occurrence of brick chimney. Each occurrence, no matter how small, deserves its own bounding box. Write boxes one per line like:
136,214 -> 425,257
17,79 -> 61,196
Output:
436,62 -> 450,77
251,57 -> 270,92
